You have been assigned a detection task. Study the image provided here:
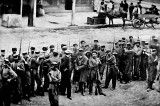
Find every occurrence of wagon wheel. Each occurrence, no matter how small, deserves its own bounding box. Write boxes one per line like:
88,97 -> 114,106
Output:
132,19 -> 144,29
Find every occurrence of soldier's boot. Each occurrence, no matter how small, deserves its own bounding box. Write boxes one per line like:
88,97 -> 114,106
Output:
81,83 -> 85,96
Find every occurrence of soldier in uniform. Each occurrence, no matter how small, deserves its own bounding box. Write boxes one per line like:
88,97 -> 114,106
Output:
22,52 -> 32,101
30,51 -> 41,96
103,50 -> 117,90
71,44 -> 80,92
59,45 -> 67,58
0,50 -> 5,106
129,36 -> 135,48
99,45 -> 106,80
88,51 -> 106,96
80,40 -> 86,50
147,49 -> 158,92
1,59 -> 17,106
75,48 -> 88,96
133,40 -> 142,80
29,47 -> 36,58
140,41 -> 148,80
91,40 -> 101,52
49,45 -> 55,58
8,48 -> 18,63
11,54 -> 24,104
124,43 -> 134,83
60,50 -> 72,100
48,62 -> 61,106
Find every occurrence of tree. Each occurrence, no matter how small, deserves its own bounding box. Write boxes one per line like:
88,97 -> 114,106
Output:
71,0 -> 77,26
28,0 -> 37,27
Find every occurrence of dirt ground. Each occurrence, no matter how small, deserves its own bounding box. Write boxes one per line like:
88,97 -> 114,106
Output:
1,27 -> 160,106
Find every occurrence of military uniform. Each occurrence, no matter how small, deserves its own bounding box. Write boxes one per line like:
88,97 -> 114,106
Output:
88,56 -> 105,95
124,44 -> 134,83
75,49 -> 88,96
133,41 -> 142,80
104,51 -> 117,89
147,49 -> 158,91
60,50 -> 72,99
48,62 -> 61,106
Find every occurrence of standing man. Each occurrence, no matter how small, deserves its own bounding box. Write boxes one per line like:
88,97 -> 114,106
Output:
60,50 -> 72,100
75,48 -> 88,96
103,50 -> 117,90
133,40 -> 142,80
48,62 -> 61,106
99,45 -> 106,79
147,49 -> 158,92
49,45 -> 55,58
92,40 -> 101,52
29,47 -> 36,58
8,48 -> 18,63
129,3 -> 134,20
80,40 -> 86,50
124,43 -> 134,83
88,51 -> 106,96
123,0 -> 128,19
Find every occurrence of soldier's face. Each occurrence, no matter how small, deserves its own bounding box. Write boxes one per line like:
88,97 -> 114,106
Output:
92,53 -> 97,58
1,52 -> 5,56
13,51 -> 17,54
74,45 -> 78,49
94,42 -> 98,45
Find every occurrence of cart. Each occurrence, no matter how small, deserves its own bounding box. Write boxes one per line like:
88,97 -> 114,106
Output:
132,14 -> 160,29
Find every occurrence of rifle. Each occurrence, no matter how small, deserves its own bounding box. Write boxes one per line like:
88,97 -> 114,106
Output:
28,40 -> 31,55
69,39 -> 71,49
19,36 -> 23,56
112,37 -> 115,52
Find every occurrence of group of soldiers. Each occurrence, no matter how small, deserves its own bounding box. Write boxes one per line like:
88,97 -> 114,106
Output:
0,35 -> 160,106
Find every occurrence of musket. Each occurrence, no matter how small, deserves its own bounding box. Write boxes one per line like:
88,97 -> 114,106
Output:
28,40 -> 31,55
57,42 -> 58,51
79,38 -> 80,48
69,39 -> 71,49
112,36 -> 115,52
19,36 -> 22,56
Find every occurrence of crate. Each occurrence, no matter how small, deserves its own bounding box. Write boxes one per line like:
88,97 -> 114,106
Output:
87,16 -> 106,25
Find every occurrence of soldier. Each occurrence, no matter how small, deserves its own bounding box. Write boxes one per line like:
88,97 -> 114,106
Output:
133,40 -> 142,80
49,45 -> 55,58
48,62 -> 61,106
147,49 -> 158,92
30,51 -> 41,96
92,40 -> 101,52
60,50 -> 72,100
0,50 -> 5,106
129,36 -> 135,48
8,48 -> 19,63
29,47 -> 36,58
80,40 -> 86,50
103,50 -> 117,90
59,45 -> 67,58
84,45 -> 91,53
22,52 -> 32,101
88,51 -> 106,96
75,48 -> 88,96
44,51 -> 61,92
71,43 -> 80,89
140,41 -> 148,80
1,59 -> 17,106
124,43 -> 134,83
11,54 -> 24,104
99,45 -> 106,80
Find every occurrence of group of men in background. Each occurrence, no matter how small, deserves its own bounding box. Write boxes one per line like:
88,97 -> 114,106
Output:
0,35 -> 160,106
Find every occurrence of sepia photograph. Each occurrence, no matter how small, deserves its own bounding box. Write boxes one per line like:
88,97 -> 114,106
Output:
0,0 -> 160,106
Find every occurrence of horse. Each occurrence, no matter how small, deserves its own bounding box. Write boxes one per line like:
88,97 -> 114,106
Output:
98,8 -> 128,27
